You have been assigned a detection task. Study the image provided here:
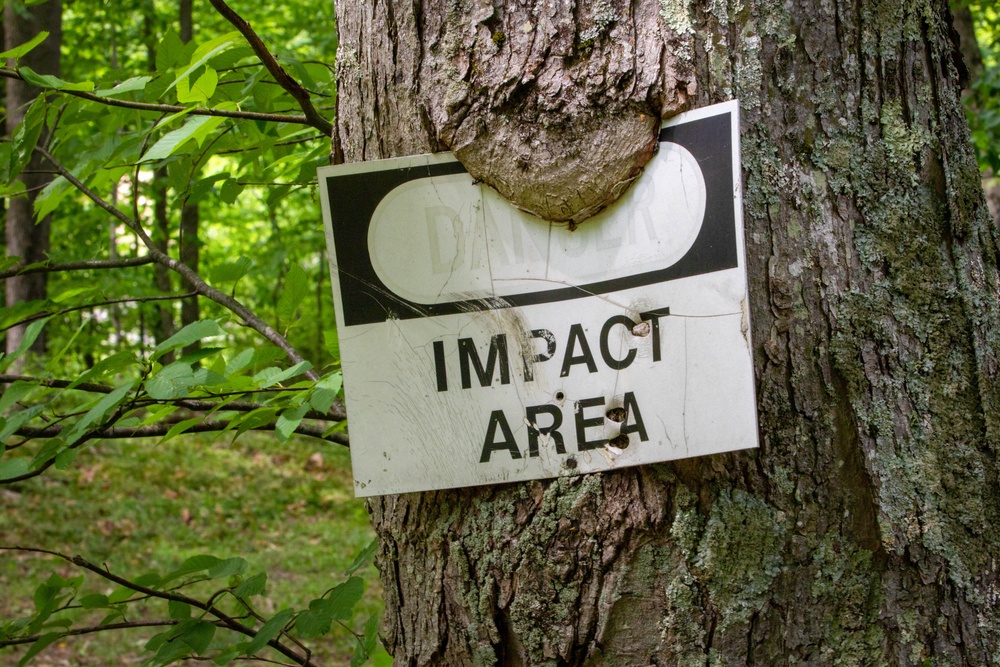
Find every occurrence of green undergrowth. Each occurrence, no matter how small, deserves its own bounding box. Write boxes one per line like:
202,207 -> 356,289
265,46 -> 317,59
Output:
0,432 -> 380,666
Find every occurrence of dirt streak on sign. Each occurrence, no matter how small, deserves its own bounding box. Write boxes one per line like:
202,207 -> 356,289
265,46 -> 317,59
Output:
319,100 -> 758,497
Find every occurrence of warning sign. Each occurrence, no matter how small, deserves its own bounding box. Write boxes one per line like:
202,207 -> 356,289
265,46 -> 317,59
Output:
319,100 -> 757,497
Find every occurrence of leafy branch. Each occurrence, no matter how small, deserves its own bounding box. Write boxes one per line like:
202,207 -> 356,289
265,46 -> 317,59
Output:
0,545 -> 381,667
208,0 -> 333,136
34,146 -> 318,379
0,68 -> 322,128
0,255 -> 155,279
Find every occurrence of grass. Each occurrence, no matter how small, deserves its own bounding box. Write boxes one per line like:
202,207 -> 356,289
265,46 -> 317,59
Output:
0,431 -> 385,666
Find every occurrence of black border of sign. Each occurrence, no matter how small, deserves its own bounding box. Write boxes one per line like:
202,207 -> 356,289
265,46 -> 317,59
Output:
325,110 -> 737,327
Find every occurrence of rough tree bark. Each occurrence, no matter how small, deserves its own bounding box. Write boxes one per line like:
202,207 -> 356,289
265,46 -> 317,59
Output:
5,0 -> 61,354
333,0 -> 1000,664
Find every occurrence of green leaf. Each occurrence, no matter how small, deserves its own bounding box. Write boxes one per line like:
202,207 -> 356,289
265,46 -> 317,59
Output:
345,539 -> 378,576
165,554 -> 241,583
207,557 -> 247,579
177,67 -> 218,103
351,614 -> 383,667
29,438 -> 65,468
180,620 -> 216,654
68,351 -> 136,389
231,407 -> 279,439
94,75 -> 154,98
165,556 -> 218,582
32,175 -> 70,221
16,632 -> 58,667
140,405 -> 179,427
243,608 -> 293,656
310,373 -> 343,414
18,66 -> 94,91
219,178 -> 245,204
293,608 -> 331,639
146,362 -> 195,401
211,256 -> 252,286
158,417 -> 203,444
0,457 -> 30,480
0,317 -> 50,373
225,349 -> 255,376
62,382 -> 135,445
275,404 -> 309,442
155,29 -> 187,72
0,381 -> 35,414
50,286 -> 97,304
232,572 -> 267,598
277,264 -> 310,327
322,577 -> 364,622
152,320 -> 224,360
168,600 -> 192,620
53,447 -> 78,470
0,31 -> 49,59
100,608 -> 126,625
79,594 -> 110,609
140,115 -> 225,163
0,405 -> 44,442
176,346 -> 226,366
253,361 -> 313,389
8,97 -> 46,184
167,31 -> 241,94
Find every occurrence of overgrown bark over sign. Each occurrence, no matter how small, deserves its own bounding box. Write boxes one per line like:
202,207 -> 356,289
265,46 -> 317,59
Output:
334,0 -> 694,225
334,0 -> 1000,664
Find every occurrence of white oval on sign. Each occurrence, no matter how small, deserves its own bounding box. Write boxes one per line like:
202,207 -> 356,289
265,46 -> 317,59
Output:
367,141 -> 706,305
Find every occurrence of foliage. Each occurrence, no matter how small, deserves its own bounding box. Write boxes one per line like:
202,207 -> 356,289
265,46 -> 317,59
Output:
0,432 -> 380,666
0,0 -> 383,664
963,1 -> 1000,172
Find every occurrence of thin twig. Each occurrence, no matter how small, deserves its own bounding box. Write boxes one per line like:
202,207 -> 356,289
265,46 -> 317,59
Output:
1,620 -> 180,647
0,373 -> 346,422
0,548 -> 311,666
207,0 -> 333,136
0,68 -> 317,127
0,256 -> 155,279
0,292 -> 198,333
215,135 -> 324,155
0,374 -> 116,394
33,146 -> 319,381
12,420 -> 347,444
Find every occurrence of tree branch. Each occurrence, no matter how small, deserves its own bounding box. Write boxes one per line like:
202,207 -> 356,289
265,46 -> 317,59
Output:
0,68 -> 318,127
1,620 -> 180,647
0,547 -> 312,666
0,374 -> 115,394
0,292 -> 197,332
0,375 -> 347,421
207,0 -> 333,136
0,255 -> 155,279
12,420 -> 348,445
33,146 -> 320,381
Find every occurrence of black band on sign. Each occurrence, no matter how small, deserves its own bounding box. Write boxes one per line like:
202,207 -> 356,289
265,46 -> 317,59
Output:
326,111 -> 737,327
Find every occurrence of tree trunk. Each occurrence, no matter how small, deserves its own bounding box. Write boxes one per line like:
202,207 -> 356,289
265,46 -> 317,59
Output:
178,0 -> 199,345
4,0 -> 61,355
333,1 -> 1000,664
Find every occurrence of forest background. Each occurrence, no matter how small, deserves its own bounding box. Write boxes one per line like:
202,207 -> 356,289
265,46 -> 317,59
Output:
0,0 -> 998,665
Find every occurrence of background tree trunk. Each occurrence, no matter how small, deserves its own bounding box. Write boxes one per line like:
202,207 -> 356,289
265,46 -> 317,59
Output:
178,0 -> 199,345
5,0 -> 61,355
333,0 -> 1000,664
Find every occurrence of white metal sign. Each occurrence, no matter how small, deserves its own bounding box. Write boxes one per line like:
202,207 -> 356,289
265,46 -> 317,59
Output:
319,100 -> 757,497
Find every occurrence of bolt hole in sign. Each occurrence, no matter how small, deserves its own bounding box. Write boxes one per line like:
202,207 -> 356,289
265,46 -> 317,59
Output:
318,100 -> 758,497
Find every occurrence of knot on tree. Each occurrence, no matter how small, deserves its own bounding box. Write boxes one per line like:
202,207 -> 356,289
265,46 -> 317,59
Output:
453,107 -> 659,228
422,0 -> 695,226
